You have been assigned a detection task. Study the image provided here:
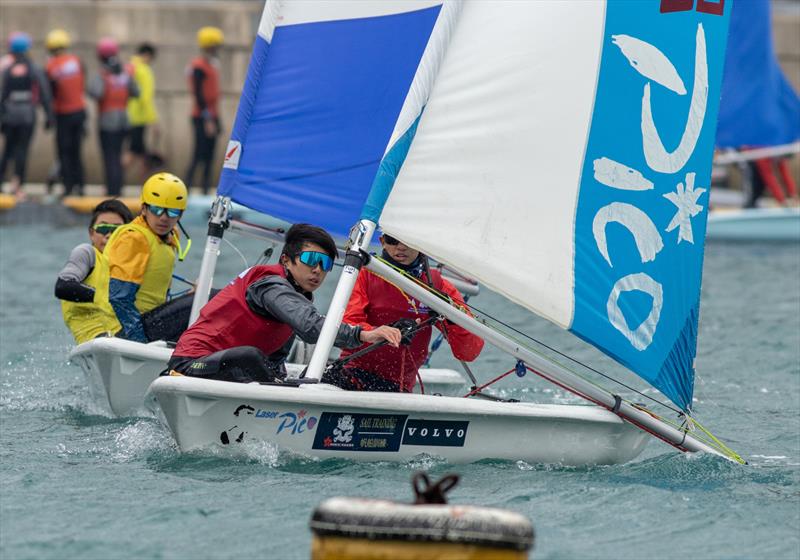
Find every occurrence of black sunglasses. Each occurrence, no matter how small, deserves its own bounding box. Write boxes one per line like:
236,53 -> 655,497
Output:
382,234 -> 401,246
92,223 -> 120,236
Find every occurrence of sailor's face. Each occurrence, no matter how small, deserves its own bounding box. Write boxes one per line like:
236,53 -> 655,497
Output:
283,242 -> 329,292
381,236 -> 419,266
143,205 -> 180,236
89,211 -> 125,252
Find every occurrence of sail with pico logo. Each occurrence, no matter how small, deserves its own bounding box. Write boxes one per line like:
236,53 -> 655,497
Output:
360,0 -> 731,412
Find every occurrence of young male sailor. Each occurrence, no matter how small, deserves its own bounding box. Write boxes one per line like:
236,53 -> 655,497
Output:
167,224 -> 402,384
328,233 -> 484,392
105,172 -> 189,342
55,199 -> 134,343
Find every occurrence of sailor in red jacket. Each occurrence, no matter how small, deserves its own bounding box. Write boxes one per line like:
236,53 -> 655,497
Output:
331,233 -> 484,393
168,224 -> 402,383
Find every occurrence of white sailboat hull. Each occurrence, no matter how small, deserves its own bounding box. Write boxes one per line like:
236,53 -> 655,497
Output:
146,376 -> 649,466
68,338 -> 466,417
707,207 -> 800,241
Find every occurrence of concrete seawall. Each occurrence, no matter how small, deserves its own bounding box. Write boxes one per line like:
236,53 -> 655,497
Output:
1,0 -> 798,191
0,0 -> 260,189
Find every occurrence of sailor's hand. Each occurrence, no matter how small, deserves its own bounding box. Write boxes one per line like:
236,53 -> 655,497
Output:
360,325 -> 402,348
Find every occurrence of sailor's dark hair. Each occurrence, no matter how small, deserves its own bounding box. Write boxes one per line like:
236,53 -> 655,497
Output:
282,223 -> 337,261
137,43 -> 156,56
90,199 -> 134,227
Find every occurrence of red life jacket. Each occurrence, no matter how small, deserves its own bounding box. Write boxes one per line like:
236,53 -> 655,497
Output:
339,270 -> 446,392
186,56 -> 220,118
173,264 -> 295,359
46,53 -> 85,114
98,66 -> 132,114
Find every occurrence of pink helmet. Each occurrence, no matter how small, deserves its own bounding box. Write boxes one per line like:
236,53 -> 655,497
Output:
96,37 -> 119,58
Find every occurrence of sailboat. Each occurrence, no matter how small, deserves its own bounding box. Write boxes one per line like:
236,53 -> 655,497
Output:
707,0 -> 800,241
146,0 -> 744,465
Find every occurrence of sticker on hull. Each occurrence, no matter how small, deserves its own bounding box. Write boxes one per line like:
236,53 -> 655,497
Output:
402,419 -> 469,447
312,412 -> 407,452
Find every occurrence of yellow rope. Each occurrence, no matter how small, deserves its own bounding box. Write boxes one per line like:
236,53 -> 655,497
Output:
371,257 -> 746,464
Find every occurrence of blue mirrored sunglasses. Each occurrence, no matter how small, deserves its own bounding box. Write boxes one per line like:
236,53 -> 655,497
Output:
147,204 -> 183,218
298,250 -> 334,272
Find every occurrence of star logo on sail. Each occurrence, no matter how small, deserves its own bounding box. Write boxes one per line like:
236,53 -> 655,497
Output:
663,172 -> 706,244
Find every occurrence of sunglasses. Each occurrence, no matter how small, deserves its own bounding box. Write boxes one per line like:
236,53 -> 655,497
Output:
147,204 -> 183,218
92,223 -> 120,236
382,234 -> 401,246
298,250 -> 334,272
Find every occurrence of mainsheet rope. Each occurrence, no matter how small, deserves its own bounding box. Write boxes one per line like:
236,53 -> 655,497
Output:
371,256 -> 745,463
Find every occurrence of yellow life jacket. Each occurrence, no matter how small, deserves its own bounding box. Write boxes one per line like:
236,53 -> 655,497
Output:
61,246 -> 121,344
105,216 -> 178,314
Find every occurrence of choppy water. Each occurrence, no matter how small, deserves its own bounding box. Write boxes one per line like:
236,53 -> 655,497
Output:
1,221 -> 798,559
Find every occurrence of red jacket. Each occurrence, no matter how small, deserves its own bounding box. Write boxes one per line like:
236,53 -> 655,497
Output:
99,66 -> 133,114
187,56 -> 220,118
340,269 -> 484,391
173,264 -> 294,358
46,53 -> 85,114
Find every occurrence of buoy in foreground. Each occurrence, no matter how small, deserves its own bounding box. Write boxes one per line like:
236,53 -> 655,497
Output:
309,473 -> 534,560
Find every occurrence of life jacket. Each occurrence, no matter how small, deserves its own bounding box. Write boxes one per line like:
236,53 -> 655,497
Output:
61,246 -> 121,344
186,56 -> 220,118
2,58 -> 37,105
98,65 -> 133,114
339,269 -> 448,392
105,216 -> 178,314
173,264 -> 295,359
46,53 -> 85,114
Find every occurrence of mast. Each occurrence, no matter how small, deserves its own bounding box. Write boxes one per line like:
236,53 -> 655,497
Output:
189,196 -> 230,325
304,220 -> 377,381
364,255 -> 731,460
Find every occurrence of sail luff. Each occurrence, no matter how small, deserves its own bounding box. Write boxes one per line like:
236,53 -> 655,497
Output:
365,256 -> 734,461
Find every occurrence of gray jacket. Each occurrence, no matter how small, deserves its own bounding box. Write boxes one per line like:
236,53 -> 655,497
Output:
87,60 -> 139,131
0,55 -> 53,126
245,275 -> 362,363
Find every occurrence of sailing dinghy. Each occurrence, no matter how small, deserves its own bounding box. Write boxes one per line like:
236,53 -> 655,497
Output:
148,0 -> 744,465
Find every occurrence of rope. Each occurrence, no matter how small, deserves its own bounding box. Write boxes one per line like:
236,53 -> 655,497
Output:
372,257 -> 744,462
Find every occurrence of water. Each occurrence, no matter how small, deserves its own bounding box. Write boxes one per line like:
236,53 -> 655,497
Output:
1,222 -> 798,559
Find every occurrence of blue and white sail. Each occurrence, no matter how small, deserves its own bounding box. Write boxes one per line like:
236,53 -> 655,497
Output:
369,1 -> 732,411
217,1 -> 445,237
217,1 -> 731,411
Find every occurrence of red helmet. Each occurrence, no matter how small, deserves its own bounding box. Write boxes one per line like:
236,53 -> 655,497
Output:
96,37 -> 119,58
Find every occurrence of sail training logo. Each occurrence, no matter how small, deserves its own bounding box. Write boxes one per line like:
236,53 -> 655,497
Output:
592,24 -> 709,351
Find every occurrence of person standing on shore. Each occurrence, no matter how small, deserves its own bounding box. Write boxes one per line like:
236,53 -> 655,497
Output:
184,26 -> 223,194
125,43 -> 159,183
45,29 -> 86,197
87,37 -> 138,197
0,32 -> 53,198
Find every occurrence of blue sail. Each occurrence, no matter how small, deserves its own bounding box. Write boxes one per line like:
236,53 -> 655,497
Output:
716,0 -> 800,147
217,2 -> 443,238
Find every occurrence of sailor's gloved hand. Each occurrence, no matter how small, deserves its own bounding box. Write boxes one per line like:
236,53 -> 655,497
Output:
391,318 -> 419,346
44,117 -> 54,131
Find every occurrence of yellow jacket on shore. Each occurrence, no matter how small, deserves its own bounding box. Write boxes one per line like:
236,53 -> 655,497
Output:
127,55 -> 158,126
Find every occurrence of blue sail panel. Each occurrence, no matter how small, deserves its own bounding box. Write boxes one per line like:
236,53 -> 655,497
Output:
571,1 -> 732,410
716,0 -> 800,147
217,4 -> 442,238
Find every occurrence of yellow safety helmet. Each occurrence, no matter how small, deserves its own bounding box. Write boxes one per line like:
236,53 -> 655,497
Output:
197,26 -> 224,49
46,29 -> 71,51
141,173 -> 188,210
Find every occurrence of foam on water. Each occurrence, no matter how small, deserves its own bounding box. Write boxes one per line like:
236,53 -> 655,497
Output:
1,225 -> 798,560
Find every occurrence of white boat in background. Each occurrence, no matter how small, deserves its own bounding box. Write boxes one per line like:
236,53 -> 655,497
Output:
707,206 -> 800,241
147,0 -> 745,466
